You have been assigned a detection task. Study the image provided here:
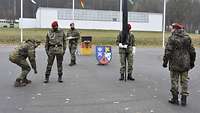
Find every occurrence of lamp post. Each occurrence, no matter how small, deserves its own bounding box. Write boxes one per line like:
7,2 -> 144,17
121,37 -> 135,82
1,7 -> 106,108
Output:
72,0 -> 75,21
20,0 -> 37,42
120,0 -> 122,30
20,0 -> 23,43
30,0 -> 37,17
162,0 -> 166,48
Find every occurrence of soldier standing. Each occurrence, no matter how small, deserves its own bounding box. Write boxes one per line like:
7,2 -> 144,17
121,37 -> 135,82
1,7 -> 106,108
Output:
116,24 -> 136,81
163,23 -> 196,106
9,39 -> 40,87
44,21 -> 66,83
66,23 -> 80,66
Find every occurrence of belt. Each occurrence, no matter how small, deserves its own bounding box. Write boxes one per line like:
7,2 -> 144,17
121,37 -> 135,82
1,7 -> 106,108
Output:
50,45 -> 62,47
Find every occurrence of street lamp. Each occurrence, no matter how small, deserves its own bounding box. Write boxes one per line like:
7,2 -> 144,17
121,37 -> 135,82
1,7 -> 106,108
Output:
20,0 -> 37,42
30,0 -> 37,17
72,0 -> 75,21
162,0 -> 166,48
20,0 -> 23,43
30,0 -> 37,4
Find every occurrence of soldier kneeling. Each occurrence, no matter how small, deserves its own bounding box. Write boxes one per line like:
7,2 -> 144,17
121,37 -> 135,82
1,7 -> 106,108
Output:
9,39 -> 41,87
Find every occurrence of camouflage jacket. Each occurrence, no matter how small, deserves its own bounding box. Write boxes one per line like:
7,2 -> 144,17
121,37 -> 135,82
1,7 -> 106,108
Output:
116,31 -> 136,54
45,29 -> 66,55
163,29 -> 196,72
9,41 -> 37,70
66,29 -> 80,45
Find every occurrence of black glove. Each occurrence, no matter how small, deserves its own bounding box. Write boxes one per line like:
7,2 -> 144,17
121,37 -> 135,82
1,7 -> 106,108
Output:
190,63 -> 195,69
34,69 -> 37,74
162,61 -> 167,68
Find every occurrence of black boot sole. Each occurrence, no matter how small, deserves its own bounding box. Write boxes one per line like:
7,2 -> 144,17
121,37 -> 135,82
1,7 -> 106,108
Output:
69,64 -> 76,66
119,79 -> 124,81
58,81 -> 63,83
127,78 -> 135,81
43,81 -> 49,83
168,100 -> 179,105
181,103 -> 186,106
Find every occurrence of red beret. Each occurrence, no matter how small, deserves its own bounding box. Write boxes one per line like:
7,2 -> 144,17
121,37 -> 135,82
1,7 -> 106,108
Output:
51,21 -> 58,28
128,24 -> 132,30
128,24 -> 131,30
70,23 -> 74,26
172,23 -> 184,29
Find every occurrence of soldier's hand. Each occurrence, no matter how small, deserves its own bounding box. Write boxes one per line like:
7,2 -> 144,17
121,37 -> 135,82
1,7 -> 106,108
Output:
162,63 -> 167,68
119,43 -> 124,48
190,63 -> 195,69
132,46 -> 136,54
34,69 -> 38,74
123,45 -> 128,49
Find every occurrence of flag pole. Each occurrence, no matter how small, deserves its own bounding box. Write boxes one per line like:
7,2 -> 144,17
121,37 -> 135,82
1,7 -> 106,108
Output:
120,0 -> 122,30
72,0 -> 75,21
20,0 -> 23,43
162,0 -> 166,48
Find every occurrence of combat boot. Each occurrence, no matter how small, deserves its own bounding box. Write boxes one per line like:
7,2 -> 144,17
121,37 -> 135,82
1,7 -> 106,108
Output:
69,60 -> 76,66
58,75 -> 63,83
119,73 -> 124,81
127,73 -> 135,81
43,75 -> 49,83
23,78 -> 32,84
181,95 -> 187,106
14,78 -> 26,87
168,95 -> 179,105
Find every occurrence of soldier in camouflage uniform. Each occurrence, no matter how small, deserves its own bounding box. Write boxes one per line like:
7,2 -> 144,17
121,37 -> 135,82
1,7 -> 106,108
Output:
44,21 -> 66,83
116,24 -> 136,81
163,23 -> 196,106
9,39 -> 41,87
66,23 -> 80,66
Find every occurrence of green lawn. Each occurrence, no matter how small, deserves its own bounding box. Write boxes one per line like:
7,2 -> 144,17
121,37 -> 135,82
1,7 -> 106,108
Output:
0,28 -> 200,47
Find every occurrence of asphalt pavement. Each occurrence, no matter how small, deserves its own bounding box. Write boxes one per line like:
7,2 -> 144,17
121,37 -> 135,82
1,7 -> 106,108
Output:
0,46 -> 199,113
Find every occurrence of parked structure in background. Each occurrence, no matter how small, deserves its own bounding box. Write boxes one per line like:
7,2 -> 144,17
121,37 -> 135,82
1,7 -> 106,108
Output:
19,7 -> 162,31
0,19 -> 19,28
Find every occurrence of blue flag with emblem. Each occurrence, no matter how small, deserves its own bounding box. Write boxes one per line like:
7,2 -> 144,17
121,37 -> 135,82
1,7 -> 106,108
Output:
96,46 -> 112,65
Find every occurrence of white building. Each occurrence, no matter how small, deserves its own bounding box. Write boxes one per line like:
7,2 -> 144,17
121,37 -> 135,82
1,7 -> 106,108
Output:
19,7 -> 163,32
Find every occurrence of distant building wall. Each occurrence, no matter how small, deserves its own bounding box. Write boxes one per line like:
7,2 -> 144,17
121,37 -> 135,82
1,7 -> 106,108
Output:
19,18 -> 37,28
19,7 -> 163,31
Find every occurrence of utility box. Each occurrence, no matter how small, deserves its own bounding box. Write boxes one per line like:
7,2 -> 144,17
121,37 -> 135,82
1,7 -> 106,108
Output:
80,36 -> 92,56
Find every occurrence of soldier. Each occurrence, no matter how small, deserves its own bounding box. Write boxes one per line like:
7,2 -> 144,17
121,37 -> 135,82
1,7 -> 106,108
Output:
44,21 -> 66,83
9,39 -> 41,87
66,23 -> 80,66
116,24 -> 136,81
163,23 -> 196,106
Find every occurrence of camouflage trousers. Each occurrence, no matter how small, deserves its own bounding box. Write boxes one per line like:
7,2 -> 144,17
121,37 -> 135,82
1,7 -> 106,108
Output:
170,71 -> 189,96
9,57 -> 31,80
120,52 -> 133,74
69,43 -> 77,61
45,54 -> 63,76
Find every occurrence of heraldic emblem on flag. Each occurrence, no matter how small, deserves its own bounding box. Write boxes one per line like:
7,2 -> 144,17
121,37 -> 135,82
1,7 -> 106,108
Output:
96,46 -> 112,65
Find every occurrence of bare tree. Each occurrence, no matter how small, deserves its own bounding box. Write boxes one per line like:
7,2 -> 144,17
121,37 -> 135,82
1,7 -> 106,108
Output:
131,0 -> 163,13
166,0 -> 192,24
